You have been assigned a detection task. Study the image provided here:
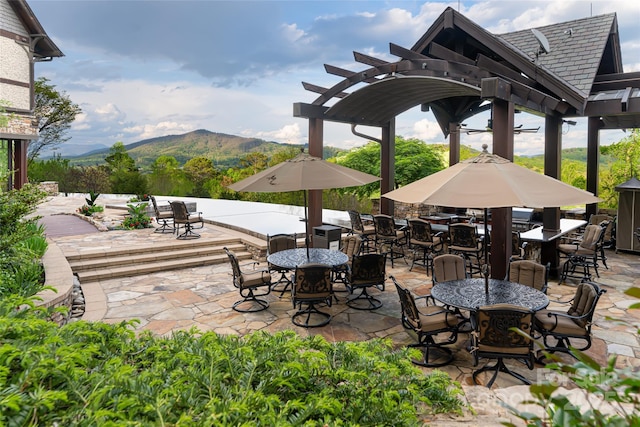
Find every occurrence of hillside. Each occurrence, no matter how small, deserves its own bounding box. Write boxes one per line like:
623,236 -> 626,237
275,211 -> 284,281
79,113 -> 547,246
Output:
66,129 -> 341,170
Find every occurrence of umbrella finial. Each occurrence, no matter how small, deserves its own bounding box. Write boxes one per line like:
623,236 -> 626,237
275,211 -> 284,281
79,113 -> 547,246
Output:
481,144 -> 489,153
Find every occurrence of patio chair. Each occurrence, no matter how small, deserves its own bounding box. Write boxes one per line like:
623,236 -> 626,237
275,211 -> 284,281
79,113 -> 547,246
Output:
510,231 -> 526,261
373,214 -> 408,267
346,253 -> 386,310
170,201 -> 204,240
448,223 -> 484,277
291,263 -> 333,328
533,281 -> 606,359
391,275 -> 459,367
348,210 -> 376,253
150,196 -> 174,234
507,260 -> 550,294
432,254 -> 468,284
588,213 -> 615,249
266,233 -> 297,297
408,218 -> 444,275
332,234 -> 362,289
558,221 -> 609,282
470,304 -> 535,388
224,247 -> 272,313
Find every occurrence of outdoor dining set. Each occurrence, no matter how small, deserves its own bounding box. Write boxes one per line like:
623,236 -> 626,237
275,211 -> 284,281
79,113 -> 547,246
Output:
218,207 -> 609,388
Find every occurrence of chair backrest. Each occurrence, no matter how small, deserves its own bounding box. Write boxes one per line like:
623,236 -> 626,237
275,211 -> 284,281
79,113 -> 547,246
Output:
408,218 -> 435,244
150,196 -> 161,216
348,210 -> 366,234
170,201 -> 190,222
449,223 -> 479,248
267,233 -> 297,255
293,264 -> 332,299
373,214 -> 396,238
350,253 -> 386,284
578,224 -> 605,252
511,231 -> 523,257
508,260 -> 549,293
568,281 -> 605,327
224,247 -> 243,288
432,254 -> 467,283
340,235 -> 362,261
589,214 -> 614,242
473,304 -> 533,355
391,276 -> 421,332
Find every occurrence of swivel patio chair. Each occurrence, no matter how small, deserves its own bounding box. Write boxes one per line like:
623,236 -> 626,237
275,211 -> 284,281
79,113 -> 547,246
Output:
533,281 -> 605,360
266,233 -> 297,297
588,213 -> 615,249
408,218 -> 444,275
507,260 -> 550,294
224,247 -> 272,313
150,196 -> 174,234
170,201 -> 204,240
432,254 -> 468,284
558,221 -> 608,282
291,263 -> 333,328
346,253 -> 386,310
448,223 -> 484,277
348,210 -> 376,253
470,304 -> 535,388
373,214 -> 408,267
391,275 -> 459,367
332,234 -> 362,289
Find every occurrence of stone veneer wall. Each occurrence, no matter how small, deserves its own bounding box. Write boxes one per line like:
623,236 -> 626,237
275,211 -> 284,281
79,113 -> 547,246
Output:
35,241 -> 74,325
38,181 -> 59,195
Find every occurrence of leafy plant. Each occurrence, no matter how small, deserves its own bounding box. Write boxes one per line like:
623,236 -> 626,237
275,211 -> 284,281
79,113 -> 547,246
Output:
121,203 -> 151,229
85,191 -> 99,206
77,204 -> 103,216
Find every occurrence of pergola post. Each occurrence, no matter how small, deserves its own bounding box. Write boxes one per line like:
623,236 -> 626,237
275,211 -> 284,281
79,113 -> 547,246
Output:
490,99 -> 514,280
13,140 -> 28,190
449,122 -> 461,166
379,119 -> 395,215
586,116 -> 602,219
308,118 -> 324,240
542,115 -> 563,276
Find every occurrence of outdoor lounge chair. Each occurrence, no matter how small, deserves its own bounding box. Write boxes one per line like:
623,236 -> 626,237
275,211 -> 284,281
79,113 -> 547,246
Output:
170,201 -> 204,239
225,247 -> 272,313
558,222 -> 609,282
448,223 -> 484,277
332,234 -> 362,290
470,304 -> 535,388
150,196 -> 174,234
391,275 -> 459,367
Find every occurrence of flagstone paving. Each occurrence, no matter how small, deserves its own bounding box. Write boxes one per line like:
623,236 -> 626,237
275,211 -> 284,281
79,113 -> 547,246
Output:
35,194 -> 640,426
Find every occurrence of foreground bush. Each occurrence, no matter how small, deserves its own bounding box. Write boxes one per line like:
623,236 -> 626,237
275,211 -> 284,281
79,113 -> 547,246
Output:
0,302 -> 464,425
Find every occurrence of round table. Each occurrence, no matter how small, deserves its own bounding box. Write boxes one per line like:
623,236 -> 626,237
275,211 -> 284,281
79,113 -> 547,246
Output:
431,278 -> 549,312
267,248 -> 348,270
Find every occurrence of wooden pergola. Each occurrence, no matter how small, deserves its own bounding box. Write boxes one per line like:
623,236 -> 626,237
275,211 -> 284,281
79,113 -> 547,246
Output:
294,7 -> 640,278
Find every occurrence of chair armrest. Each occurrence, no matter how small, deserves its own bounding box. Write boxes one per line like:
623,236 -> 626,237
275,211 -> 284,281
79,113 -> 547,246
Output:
415,294 -> 437,305
240,260 -> 261,270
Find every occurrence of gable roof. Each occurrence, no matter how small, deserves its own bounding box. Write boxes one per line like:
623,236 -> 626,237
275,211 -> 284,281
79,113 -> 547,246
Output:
498,13 -> 621,97
8,0 -> 63,59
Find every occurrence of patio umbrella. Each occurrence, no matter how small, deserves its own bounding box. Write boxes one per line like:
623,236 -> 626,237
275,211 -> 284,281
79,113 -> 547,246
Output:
228,151 -> 380,258
383,145 -> 601,291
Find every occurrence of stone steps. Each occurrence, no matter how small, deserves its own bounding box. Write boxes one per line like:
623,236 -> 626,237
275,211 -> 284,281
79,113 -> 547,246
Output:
67,238 -> 253,282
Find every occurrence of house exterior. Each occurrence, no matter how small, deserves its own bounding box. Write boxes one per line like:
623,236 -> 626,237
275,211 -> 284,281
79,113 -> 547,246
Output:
0,0 -> 62,190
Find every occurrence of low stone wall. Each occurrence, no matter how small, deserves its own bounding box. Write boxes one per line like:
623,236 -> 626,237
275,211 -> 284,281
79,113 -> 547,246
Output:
38,181 -> 59,195
35,241 -> 75,325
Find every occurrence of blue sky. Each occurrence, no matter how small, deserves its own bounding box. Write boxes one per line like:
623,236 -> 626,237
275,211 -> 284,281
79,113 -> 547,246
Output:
28,1 -> 640,157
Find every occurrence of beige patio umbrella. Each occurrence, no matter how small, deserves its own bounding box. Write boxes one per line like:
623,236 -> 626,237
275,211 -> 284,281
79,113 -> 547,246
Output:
228,151 -> 380,258
383,145 -> 601,291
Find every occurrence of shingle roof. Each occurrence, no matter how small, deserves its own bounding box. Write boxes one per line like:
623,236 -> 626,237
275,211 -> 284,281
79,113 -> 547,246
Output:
498,13 -> 618,97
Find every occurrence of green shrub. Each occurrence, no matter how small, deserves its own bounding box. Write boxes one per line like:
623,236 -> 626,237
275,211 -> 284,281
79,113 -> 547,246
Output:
77,204 -> 104,216
120,203 -> 152,229
0,309 -> 464,425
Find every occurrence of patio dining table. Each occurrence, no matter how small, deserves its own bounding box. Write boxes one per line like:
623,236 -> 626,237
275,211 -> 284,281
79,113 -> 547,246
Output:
431,278 -> 549,312
267,248 -> 348,270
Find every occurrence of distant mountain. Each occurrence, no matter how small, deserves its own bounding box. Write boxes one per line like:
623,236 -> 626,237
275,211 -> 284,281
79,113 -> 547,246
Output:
41,143 -> 110,158
64,129 -> 335,170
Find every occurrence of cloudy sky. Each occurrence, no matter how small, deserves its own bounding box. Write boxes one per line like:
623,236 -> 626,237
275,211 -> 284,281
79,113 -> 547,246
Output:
29,0 -> 640,157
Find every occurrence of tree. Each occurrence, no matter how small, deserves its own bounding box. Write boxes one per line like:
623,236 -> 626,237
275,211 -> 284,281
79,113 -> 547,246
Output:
183,156 -> 215,197
29,77 -> 81,162
105,142 -> 147,195
335,136 -> 445,197
148,155 -> 186,195
599,129 -> 640,208
105,142 -> 136,173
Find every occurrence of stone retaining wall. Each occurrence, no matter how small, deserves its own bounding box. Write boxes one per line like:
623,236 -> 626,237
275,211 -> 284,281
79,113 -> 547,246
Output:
36,241 -> 74,325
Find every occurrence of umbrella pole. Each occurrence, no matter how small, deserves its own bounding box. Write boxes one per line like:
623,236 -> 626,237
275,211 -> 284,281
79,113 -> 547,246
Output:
484,208 -> 489,294
304,190 -> 310,259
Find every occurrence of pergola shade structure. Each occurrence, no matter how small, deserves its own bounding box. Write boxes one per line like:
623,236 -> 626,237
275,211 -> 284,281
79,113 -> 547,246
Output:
294,6 -> 640,278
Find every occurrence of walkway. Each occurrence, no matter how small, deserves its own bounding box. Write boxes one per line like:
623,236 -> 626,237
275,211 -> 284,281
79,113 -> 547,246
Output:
34,194 -> 640,425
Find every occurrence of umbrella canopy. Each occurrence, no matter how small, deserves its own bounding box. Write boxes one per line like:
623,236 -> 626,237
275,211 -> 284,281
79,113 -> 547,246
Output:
383,145 -> 601,292
383,146 -> 601,208
228,152 -> 380,257
228,152 -> 380,193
